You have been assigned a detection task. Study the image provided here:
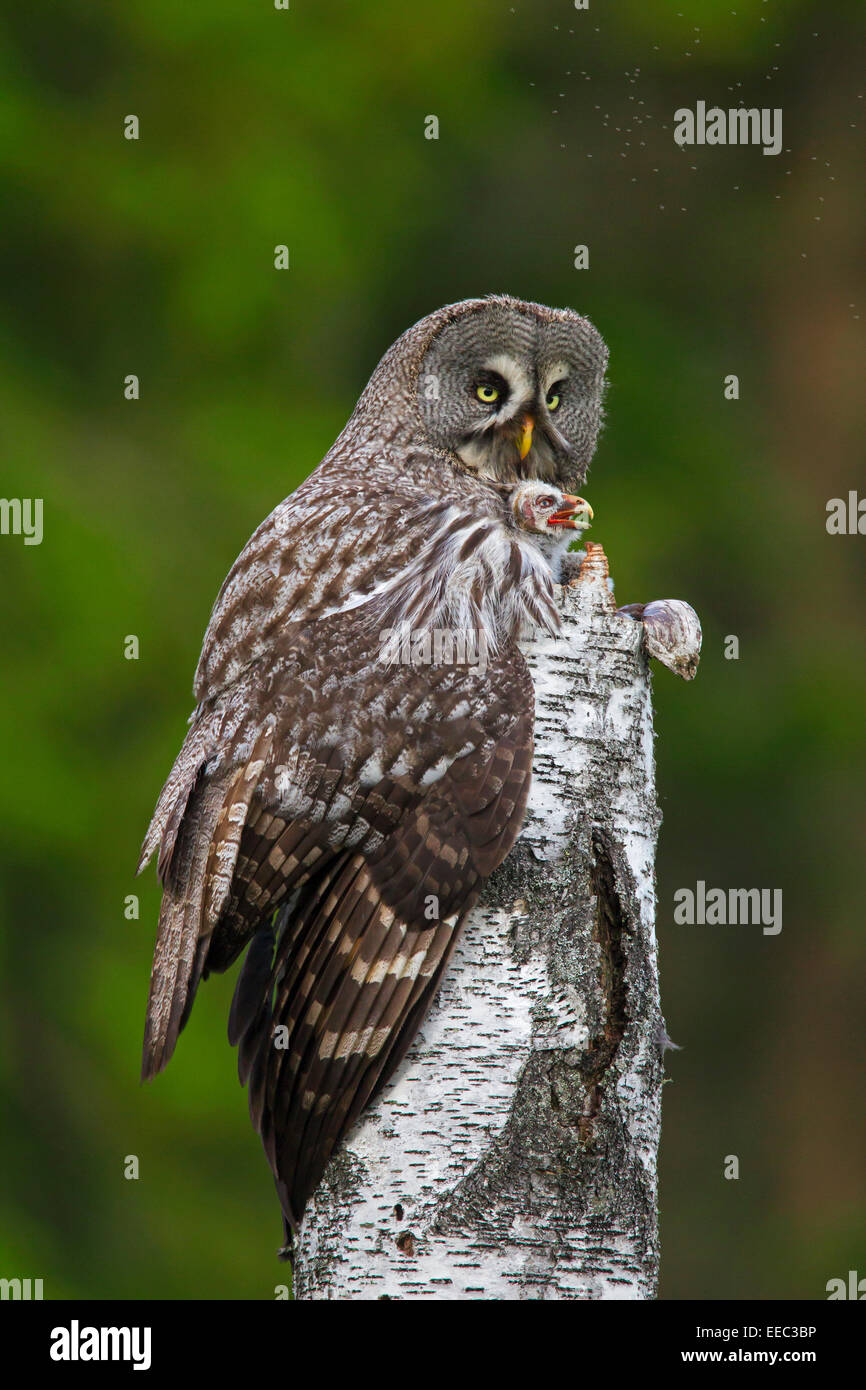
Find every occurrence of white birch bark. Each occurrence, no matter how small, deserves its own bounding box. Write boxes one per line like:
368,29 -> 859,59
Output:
294,544 -> 699,1301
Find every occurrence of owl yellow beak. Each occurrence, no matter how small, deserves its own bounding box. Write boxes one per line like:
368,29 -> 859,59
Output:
518,414 -> 535,460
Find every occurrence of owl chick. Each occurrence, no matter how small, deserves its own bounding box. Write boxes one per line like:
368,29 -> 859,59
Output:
506,480 -> 593,579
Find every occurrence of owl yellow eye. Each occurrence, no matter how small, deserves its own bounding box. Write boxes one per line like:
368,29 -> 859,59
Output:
476,384 -> 500,404
546,390 -> 561,412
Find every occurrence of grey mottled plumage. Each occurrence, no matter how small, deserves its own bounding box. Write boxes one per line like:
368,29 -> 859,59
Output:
138,295 -> 608,1242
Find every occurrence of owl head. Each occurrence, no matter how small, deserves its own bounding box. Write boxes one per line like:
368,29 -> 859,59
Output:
411,296 -> 609,491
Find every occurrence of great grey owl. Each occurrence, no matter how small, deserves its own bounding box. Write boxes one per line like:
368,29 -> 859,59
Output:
138,295 -> 609,1247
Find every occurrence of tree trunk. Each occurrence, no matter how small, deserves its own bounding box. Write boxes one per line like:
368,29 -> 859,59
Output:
295,544 -> 691,1300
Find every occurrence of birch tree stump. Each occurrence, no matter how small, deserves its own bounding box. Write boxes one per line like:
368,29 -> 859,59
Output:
294,543 -> 696,1300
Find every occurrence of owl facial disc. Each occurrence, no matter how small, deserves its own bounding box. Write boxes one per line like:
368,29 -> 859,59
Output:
414,297 -> 609,491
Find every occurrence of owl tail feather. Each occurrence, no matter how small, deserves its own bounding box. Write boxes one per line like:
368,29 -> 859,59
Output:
140,775 -> 229,1082
141,725 -> 275,1083
141,889 -> 205,1081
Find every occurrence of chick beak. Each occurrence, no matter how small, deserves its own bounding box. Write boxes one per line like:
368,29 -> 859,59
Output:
549,495 -> 594,529
518,414 -> 535,461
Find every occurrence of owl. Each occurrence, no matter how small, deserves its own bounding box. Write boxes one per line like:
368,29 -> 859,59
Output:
138,295 -> 608,1248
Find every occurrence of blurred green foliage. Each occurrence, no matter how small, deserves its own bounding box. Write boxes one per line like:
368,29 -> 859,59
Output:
0,0 -> 863,1299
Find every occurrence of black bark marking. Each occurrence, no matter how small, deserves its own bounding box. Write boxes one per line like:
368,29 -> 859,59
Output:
577,828 -> 633,1140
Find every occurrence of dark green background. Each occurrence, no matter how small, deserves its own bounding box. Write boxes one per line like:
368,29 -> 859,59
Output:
1,0 -> 863,1299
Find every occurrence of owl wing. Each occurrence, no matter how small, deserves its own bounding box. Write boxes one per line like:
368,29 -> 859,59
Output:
140,607 -> 534,1231
230,672 -> 533,1234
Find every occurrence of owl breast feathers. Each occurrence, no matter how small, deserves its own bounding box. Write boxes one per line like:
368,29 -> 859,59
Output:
139,295 -> 608,1241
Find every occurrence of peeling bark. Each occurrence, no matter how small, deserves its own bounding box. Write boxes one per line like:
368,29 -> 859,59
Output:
295,543 -> 677,1301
